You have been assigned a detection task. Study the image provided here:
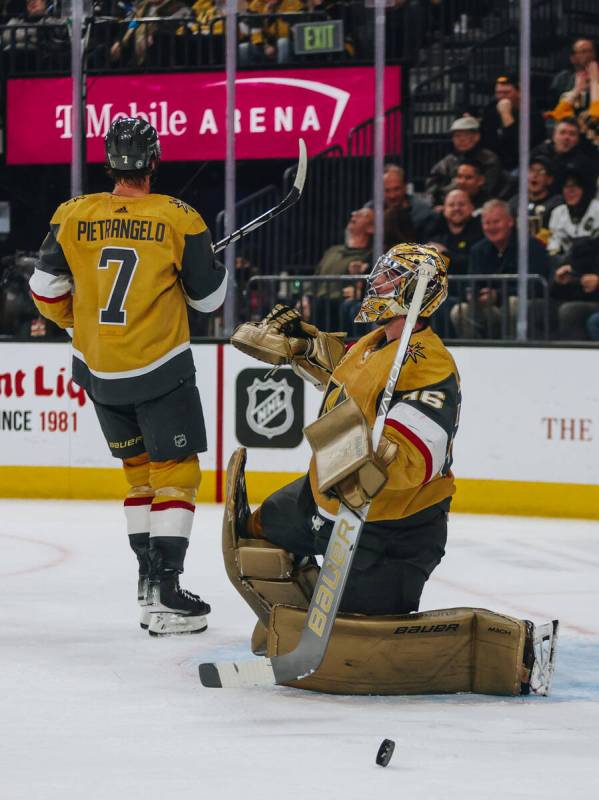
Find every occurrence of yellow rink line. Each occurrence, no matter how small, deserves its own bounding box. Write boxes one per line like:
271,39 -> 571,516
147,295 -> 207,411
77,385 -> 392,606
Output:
0,467 -> 598,520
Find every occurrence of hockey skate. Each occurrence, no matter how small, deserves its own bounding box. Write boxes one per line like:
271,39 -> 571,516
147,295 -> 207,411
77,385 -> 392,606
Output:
522,619 -> 560,695
146,572 -> 210,637
138,575 -> 151,630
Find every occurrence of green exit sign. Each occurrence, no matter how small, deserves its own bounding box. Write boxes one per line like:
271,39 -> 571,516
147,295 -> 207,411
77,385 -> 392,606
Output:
293,20 -> 344,55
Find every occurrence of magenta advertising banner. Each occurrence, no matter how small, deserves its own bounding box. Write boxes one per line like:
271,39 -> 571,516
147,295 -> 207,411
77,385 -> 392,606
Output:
6,67 -> 401,164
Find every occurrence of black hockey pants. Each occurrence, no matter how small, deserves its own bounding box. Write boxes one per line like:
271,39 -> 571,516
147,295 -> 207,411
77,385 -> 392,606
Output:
259,476 -> 449,616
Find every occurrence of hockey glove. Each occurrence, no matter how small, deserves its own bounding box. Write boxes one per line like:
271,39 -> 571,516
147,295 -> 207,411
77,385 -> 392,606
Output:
231,304 -> 346,391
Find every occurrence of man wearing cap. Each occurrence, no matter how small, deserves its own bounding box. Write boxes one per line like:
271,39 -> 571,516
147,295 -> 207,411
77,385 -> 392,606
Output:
425,116 -> 504,207
480,74 -> 547,172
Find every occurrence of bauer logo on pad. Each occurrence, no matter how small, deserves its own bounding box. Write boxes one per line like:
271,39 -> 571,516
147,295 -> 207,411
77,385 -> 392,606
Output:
236,368 -> 304,448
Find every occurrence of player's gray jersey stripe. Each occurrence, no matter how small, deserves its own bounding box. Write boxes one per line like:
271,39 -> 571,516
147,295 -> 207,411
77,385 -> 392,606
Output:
72,341 -> 191,379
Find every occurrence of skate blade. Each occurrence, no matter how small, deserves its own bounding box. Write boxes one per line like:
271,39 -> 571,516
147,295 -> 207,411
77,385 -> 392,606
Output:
148,612 -> 208,637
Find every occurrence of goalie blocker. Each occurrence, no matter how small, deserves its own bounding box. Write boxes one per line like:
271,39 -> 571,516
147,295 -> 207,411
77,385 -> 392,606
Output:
220,448 -> 558,696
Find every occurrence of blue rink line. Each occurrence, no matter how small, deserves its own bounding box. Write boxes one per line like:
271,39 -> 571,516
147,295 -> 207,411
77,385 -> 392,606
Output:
189,636 -> 599,702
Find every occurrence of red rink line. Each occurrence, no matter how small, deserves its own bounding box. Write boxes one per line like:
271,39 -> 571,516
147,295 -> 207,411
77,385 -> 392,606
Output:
0,532 -> 71,578
430,572 -> 599,636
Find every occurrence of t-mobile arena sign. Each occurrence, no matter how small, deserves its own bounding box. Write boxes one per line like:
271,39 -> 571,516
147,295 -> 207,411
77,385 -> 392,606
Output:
6,67 -> 400,164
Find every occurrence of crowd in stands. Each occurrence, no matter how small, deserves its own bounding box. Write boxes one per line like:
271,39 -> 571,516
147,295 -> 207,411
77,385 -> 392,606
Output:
0,0 -> 409,68
1,17 -> 599,342
273,38 -> 599,342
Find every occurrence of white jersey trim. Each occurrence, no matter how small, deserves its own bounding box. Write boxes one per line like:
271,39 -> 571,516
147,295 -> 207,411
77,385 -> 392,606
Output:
72,341 -> 191,380
29,267 -> 73,299
316,505 -> 338,522
386,402 -> 448,479
184,269 -> 228,313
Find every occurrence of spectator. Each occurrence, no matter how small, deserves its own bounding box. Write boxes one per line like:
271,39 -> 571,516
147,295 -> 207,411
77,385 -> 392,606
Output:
313,207 -> 373,330
365,164 -> 435,248
340,258 -> 371,339
570,61 -> 599,159
548,57 -> 599,161
2,0 -> 68,56
508,156 -> 561,241
550,38 -> 597,108
425,189 -> 483,276
480,73 -> 546,172
550,237 -> 599,340
239,0 -> 305,65
189,0 -> 226,61
547,166 -> 599,259
110,0 -> 193,67
192,0 -> 225,33
425,189 -> 484,337
0,251 -> 65,338
531,117 -> 597,191
586,308 -> 599,340
426,116 -> 505,207
451,159 -> 490,213
450,200 -> 550,339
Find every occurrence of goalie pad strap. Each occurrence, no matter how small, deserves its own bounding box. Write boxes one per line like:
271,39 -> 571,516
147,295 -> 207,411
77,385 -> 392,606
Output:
267,605 -> 528,696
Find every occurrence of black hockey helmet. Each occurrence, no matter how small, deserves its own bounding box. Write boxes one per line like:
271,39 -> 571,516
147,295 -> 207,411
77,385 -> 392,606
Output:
105,117 -> 161,171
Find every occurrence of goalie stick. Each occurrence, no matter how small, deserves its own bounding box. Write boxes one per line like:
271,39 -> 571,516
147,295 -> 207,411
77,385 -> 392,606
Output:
212,138 -> 307,255
199,262 -> 437,689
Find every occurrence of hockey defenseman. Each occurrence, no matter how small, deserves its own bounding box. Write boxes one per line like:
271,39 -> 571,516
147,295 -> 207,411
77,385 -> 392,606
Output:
30,118 -> 227,636
221,243 -> 558,695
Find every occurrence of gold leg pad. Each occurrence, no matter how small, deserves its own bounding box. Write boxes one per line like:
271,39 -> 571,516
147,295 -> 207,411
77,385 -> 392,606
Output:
222,447 -> 320,627
266,606 -> 527,696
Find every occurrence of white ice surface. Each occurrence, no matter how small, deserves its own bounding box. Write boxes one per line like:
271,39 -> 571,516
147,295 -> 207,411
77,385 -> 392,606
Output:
1,501 -> 598,800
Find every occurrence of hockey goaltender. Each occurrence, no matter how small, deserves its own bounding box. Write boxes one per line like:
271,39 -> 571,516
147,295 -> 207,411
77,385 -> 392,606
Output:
223,243 -> 559,696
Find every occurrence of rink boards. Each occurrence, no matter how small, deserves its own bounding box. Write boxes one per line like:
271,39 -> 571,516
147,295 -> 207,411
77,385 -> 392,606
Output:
0,341 -> 598,518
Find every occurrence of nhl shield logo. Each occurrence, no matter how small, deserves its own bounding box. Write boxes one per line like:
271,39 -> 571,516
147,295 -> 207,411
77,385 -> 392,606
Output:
246,377 -> 294,439
236,368 -> 304,448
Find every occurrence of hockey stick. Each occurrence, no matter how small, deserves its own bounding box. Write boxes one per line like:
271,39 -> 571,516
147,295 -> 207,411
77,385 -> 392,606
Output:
212,138 -> 307,255
199,261 -> 437,688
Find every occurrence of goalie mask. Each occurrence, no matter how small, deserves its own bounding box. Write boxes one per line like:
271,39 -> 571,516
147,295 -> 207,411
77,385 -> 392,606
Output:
354,243 -> 449,324
105,117 -> 161,171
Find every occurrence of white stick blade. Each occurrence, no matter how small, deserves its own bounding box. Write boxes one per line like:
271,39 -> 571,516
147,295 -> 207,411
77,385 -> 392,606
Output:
199,659 -> 275,688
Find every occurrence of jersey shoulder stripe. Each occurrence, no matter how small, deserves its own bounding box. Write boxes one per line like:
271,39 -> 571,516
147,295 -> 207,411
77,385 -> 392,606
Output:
385,403 -> 448,483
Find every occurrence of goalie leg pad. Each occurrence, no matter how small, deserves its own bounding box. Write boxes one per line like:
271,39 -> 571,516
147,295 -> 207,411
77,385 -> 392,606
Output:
266,606 -> 558,696
222,448 -> 319,627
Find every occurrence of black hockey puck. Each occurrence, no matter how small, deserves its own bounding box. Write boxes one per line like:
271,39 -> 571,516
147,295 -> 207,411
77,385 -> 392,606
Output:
376,739 -> 395,767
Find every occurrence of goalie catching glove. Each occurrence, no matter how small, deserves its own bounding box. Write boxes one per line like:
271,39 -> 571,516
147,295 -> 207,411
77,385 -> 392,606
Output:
230,304 -> 346,390
304,397 -> 398,510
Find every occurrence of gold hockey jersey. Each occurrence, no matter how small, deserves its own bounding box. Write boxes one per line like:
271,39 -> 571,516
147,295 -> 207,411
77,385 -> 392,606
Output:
31,192 -> 227,405
309,324 -> 461,522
